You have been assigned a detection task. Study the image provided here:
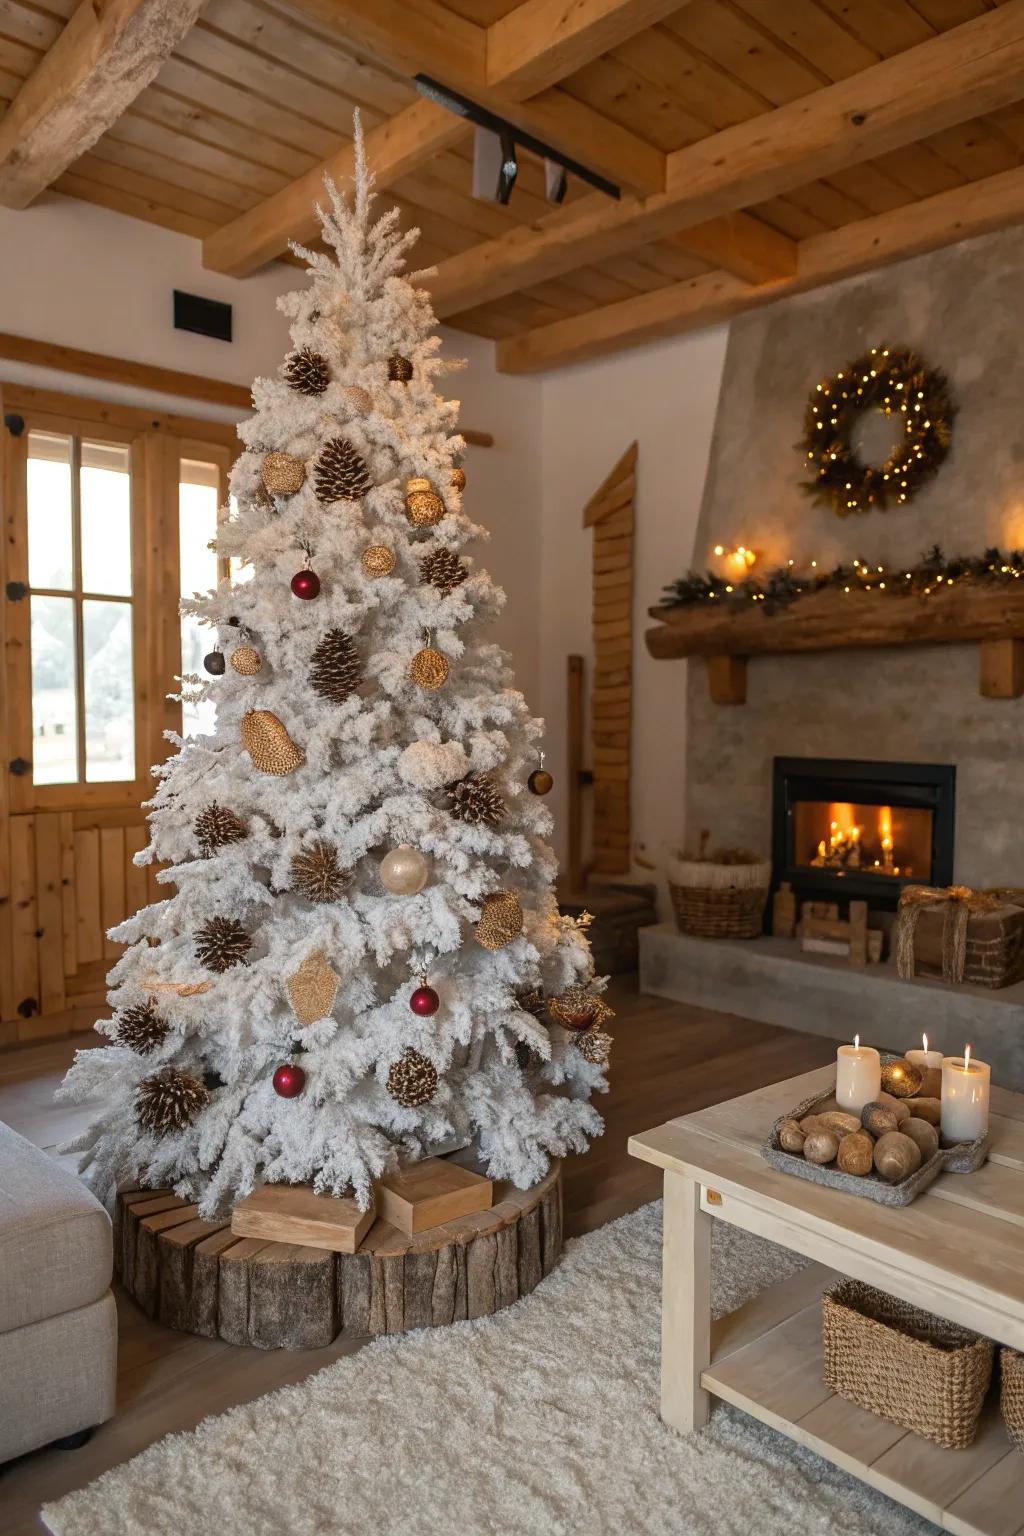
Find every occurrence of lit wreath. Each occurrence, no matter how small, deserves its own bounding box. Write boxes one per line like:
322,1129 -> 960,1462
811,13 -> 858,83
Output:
800,346 -> 955,517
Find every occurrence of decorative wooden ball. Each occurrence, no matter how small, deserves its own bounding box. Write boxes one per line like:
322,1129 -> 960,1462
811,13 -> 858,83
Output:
241,710 -> 305,775
778,1118 -> 806,1154
362,544 -> 396,577
343,384 -> 372,415
528,768 -> 553,796
410,647 -> 449,690
379,844 -> 429,895
818,1110 -> 862,1139
204,649 -> 226,676
450,466 -> 466,492
261,452 -> 305,496
387,353 -> 413,383
405,489 -> 446,528
873,1130 -> 923,1183
879,1058 -> 923,1099
476,890 -> 524,951
900,1116 -> 940,1161
904,1095 -> 942,1126
273,1062 -> 306,1098
291,568 -> 321,600
230,645 -> 262,675
860,1101 -> 898,1139
837,1130 -> 874,1176
410,984 -> 440,1017
803,1130 -> 839,1165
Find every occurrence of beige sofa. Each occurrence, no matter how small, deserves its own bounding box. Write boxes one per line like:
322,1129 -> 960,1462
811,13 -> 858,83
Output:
0,1120 -> 117,1463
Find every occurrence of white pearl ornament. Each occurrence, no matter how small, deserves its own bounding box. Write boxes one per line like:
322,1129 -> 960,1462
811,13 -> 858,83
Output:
379,844 -> 429,895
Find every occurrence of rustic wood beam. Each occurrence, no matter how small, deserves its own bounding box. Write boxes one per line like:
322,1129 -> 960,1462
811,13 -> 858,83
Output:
429,0 -> 1024,317
673,214 -> 797,286
494,162 -> 1024,373
278,0 -> 487,89
0,0 -> 207,209
486,0 -> 691,96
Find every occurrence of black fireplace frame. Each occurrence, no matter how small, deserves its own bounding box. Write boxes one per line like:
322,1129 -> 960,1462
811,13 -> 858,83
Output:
771,757 -> 955,914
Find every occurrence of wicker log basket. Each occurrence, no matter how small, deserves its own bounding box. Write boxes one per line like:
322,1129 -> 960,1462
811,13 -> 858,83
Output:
823,1280 -> 994,1450
667,831 -> 770,940
1001,1347 -> 1024,1451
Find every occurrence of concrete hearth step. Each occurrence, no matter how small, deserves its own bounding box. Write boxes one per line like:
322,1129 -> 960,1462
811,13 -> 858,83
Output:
560,882 -> 658,974
640,922 -> 1024,1091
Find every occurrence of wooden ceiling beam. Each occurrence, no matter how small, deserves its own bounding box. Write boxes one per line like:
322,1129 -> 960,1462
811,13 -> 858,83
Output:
494,162 -> 1024,373
428,0 -> 1024,317
0,0 -> 207,209
672,214 -> 797,285
486,0 -> 692,97
274,0 -> 487,89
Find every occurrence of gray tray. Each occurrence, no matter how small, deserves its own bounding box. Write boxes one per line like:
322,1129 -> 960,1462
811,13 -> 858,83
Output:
762,1080 -> 989,1207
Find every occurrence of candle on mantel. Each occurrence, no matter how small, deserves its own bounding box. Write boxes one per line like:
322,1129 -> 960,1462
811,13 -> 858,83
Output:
836,1035 -> 882,1113
940,1045 -> 991,1144
906,1034 -> 944,1073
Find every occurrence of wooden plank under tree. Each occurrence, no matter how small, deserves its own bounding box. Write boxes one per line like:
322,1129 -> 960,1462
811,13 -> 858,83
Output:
0,0 -> 208,209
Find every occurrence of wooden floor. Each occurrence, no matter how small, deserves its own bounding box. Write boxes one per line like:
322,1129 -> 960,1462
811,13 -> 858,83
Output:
0,979 -> 841,1535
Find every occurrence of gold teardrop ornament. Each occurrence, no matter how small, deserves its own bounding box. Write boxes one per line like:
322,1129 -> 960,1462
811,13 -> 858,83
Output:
241,710 -> 305,775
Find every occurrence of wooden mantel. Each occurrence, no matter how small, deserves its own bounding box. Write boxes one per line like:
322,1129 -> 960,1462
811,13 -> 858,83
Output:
645,583 -> 1024,704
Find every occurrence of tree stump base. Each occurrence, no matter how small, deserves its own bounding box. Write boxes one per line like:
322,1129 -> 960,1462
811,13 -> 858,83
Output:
114,1161 -> 562,1350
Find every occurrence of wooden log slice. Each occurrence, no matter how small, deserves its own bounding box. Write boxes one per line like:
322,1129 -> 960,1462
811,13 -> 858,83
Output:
114,1162 -> 562,1350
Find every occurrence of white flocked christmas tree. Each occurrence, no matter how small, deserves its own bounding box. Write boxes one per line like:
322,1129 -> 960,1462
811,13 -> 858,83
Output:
59,120 -> 609,1218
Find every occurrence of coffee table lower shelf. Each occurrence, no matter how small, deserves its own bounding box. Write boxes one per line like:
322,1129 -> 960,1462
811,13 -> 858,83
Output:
707,1267 -> 1021,1536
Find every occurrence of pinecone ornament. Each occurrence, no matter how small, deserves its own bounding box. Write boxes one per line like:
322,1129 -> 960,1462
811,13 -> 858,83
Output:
135,1068 -> 210,1135
575,1028 -> 613,1066
476,890 -> 523,950
387,1049 -> 438,1107
116,999 -> 168,1055
314,436 -> 372,502
290,839 -> 349,903
310,629 -> 362,704
446,772 -> 505,827
194,803 -> 247,855
196,916 -> 251,973
419,548 -> 467,596
283,347 -> 330,396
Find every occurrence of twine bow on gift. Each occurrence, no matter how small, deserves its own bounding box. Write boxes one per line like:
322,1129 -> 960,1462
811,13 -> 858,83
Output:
894,885 -> 1001,984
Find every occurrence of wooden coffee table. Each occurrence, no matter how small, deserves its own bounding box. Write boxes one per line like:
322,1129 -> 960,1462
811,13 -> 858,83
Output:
629,1065 -> 1024,1536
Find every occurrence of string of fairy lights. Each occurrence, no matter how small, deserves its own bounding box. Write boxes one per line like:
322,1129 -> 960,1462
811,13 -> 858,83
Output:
662,546 -> 1024,614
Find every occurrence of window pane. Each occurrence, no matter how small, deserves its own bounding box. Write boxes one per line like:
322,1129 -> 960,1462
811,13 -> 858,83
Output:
30,596 -> 78,784
81,441 -> 132,596
27,432 -> 74,590
179,460 -> 220,738
83,600 -> 135,781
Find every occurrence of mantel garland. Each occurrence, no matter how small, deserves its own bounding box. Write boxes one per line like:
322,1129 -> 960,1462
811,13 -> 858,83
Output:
661,547 -> 1024,616
800,346 -> 955,516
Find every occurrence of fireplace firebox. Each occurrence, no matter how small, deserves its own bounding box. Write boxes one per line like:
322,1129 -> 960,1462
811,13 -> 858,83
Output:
771,758 -> 955,914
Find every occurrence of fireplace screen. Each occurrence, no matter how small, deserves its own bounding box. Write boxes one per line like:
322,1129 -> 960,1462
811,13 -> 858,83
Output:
772,758 -> 955,912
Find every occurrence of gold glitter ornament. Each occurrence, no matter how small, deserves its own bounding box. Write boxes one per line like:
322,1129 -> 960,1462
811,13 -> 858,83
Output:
343,384 -> 372,415
549,986 -> 599,1031
286,949 -> 340,1026
576,1028 -> 613,1066
410,647 -> 449,690
406,476 -> 432,494
476,890 -> 524,950
260,452 -> 305,496
387,1049 -> 438,1107
241,710 -> 305,775
450,466 -> 466,492
405,489 -> 446,528
230,645 -> 262,676
362,544 -> 396,577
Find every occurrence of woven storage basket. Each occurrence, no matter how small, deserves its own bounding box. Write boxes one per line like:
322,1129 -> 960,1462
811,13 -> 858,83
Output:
1000,1347 -> 1024,1451
667,834 -> 769,940
823,1280 -> 993,1449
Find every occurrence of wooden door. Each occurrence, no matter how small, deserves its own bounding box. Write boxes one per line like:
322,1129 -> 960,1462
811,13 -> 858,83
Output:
0,385 -> 234,1043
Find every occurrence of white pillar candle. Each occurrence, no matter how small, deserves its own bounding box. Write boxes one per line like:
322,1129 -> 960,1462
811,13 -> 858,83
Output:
940,1047 -> 991,1144
835,1036 -> 881,1113
906,1033 -> 944,1073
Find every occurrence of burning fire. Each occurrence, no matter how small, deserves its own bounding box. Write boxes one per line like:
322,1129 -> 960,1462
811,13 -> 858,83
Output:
814,803 -> 900,875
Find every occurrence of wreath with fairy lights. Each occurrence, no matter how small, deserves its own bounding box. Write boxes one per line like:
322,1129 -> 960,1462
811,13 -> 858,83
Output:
800,346 -> 955,517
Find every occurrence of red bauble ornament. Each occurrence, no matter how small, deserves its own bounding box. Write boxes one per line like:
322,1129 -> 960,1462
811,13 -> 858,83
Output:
291,569 -> 321,600
272,1062 -> 306,1097
410,984 -> 440,1017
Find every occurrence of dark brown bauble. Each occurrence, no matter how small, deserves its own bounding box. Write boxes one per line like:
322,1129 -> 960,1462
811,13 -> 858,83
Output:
291,568 -> 321,600
575,1027 -> 613,1067
116,999 -> 168,1055
283,348 -> 330,396
446,772 -> 506,827
387,353 -> 413,383
195,916 -> 252,973
273,1062 -> 306,1098
450,466 -> 466,492
135,1067 -> 210,1136
879,1059 -> 924,1099
314,436 -> 372,502
419,547 -> 467,596
290,839 -> 350,903
204,650 -> 226,676
260,451 -> 305,496
386,1048 -> 438,1107
194,803 -> 247,855
549,985 -> 599,1032
528,768 -> 554,796
310,628 -> 362,704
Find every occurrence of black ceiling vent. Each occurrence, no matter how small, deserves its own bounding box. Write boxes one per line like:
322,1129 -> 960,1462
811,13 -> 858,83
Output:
173,290 -> 232,343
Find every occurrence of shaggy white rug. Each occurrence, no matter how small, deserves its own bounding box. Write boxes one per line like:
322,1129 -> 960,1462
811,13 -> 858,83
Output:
43,1203 -> 936,1536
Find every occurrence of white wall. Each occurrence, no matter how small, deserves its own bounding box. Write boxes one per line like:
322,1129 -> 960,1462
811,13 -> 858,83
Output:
0,194 -> 543,698
539,327 -> 729,887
